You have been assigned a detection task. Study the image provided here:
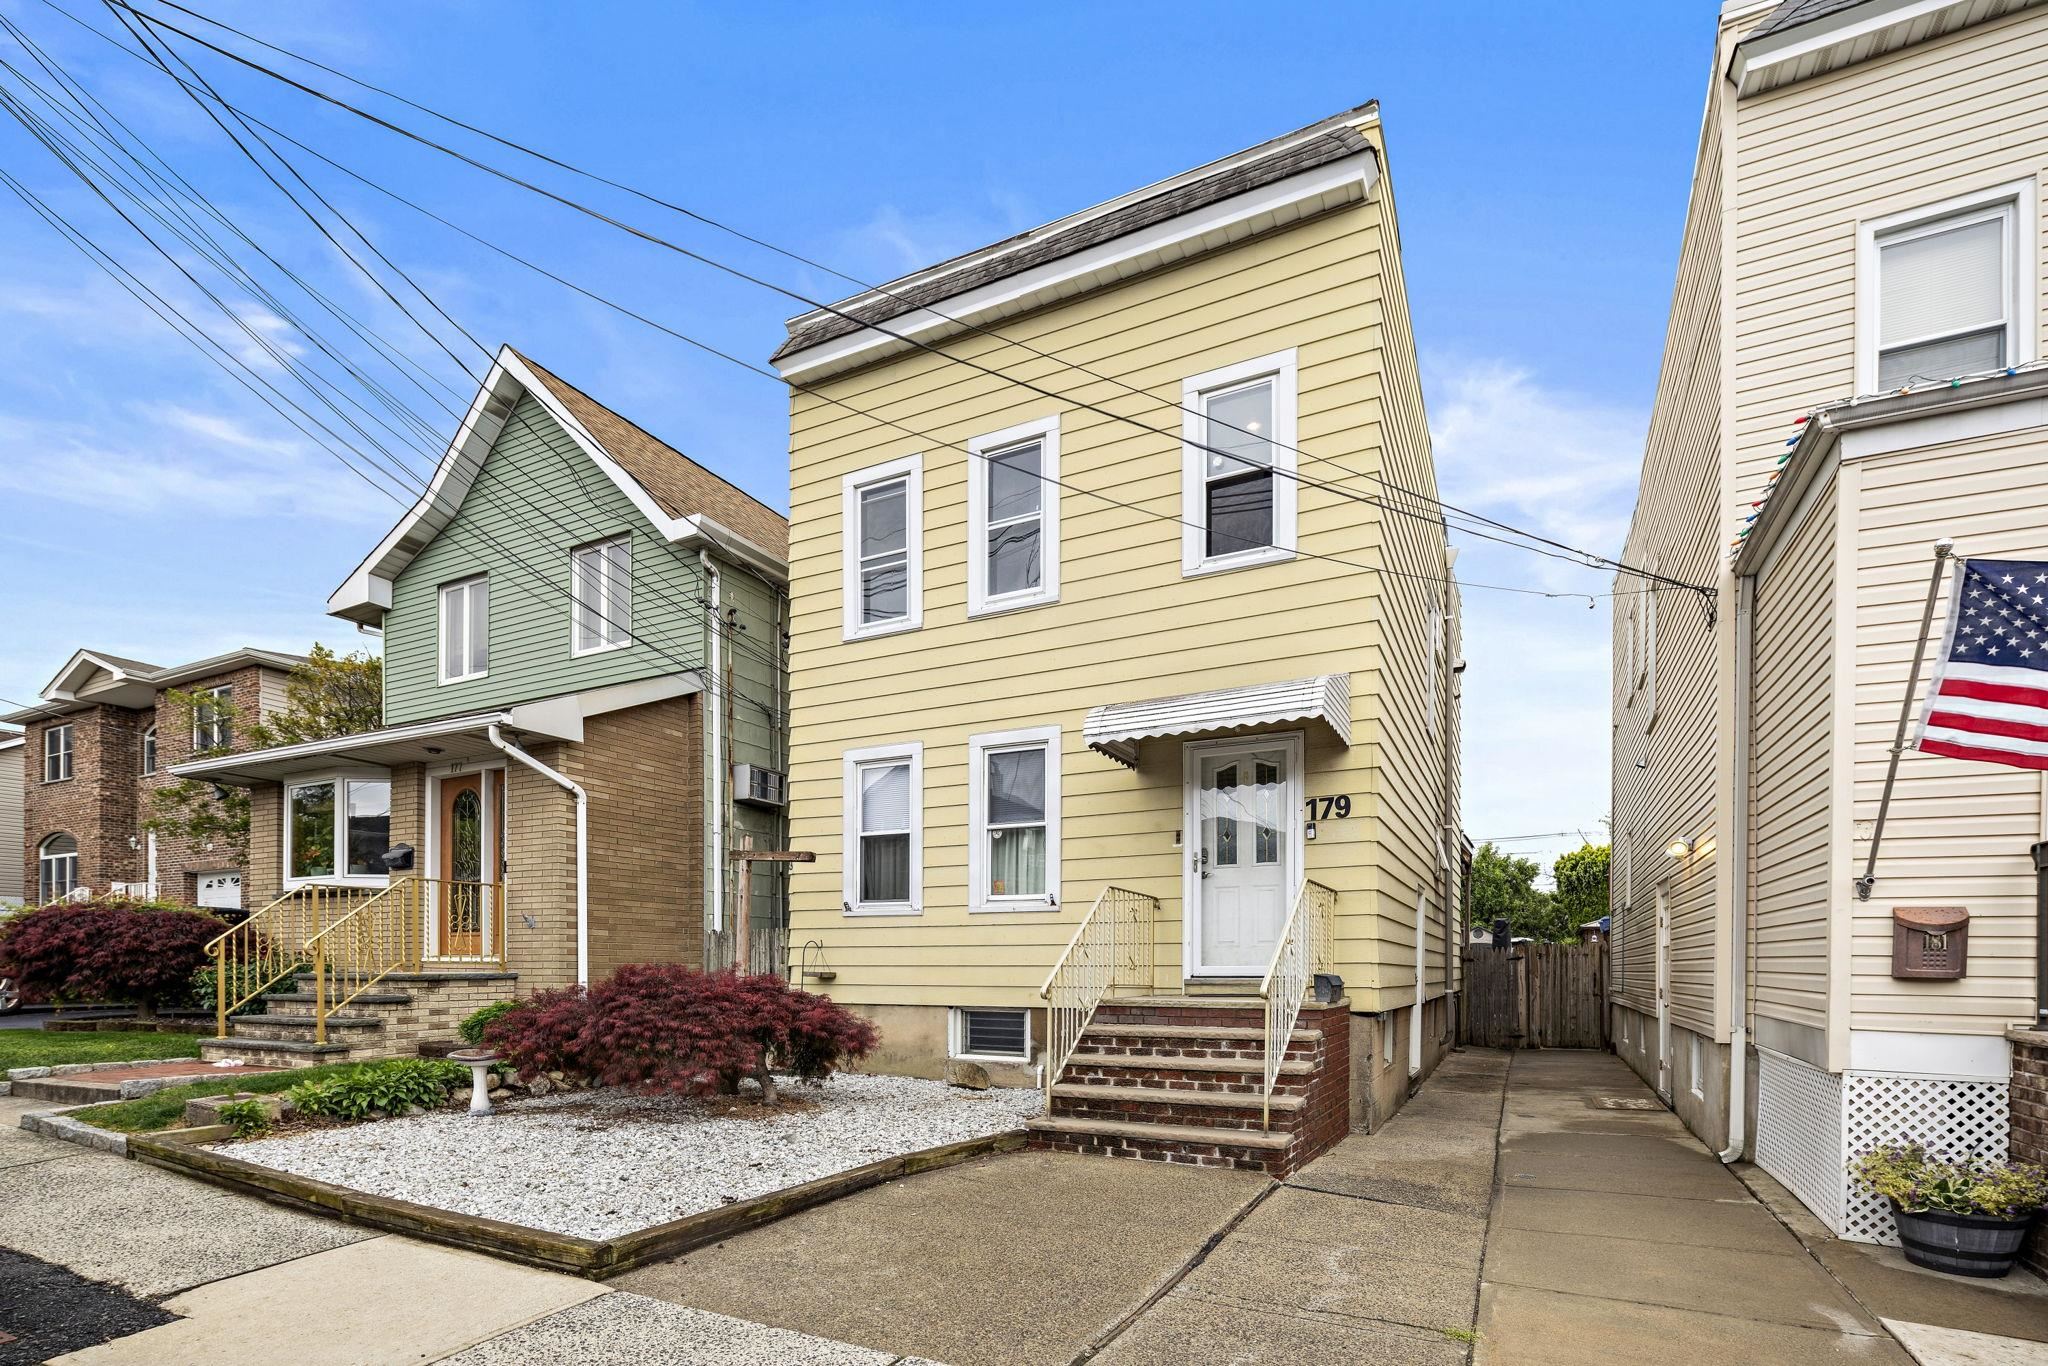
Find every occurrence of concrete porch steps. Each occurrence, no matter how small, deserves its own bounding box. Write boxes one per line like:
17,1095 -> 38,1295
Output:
198,969 -> 517,1069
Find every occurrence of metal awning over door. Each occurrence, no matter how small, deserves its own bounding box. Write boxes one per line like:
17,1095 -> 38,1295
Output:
1083,674 -> 1352,767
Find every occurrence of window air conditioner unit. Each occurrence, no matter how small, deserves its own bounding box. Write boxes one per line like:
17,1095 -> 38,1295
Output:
733,763 -> 787,808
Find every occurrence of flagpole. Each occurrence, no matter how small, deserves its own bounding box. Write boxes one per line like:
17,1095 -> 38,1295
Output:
1855,539 -> 1955,903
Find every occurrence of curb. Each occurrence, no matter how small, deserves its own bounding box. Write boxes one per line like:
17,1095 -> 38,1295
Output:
5,1055 -> 220,1081
18,1104 -> 128,1157
131,1124 -> 1028,1279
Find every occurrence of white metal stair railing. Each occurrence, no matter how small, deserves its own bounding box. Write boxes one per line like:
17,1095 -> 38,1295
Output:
1038,886 -> 1157,1106
1258,878 -> 1336,1130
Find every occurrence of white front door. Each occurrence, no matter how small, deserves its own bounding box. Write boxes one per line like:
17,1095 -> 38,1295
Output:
1185,735 -> 1300,977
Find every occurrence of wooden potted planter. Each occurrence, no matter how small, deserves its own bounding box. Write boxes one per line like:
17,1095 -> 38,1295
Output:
1889,1200 -> 2038,1279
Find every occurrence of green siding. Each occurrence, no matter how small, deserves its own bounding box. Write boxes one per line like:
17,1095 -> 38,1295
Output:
717,562 -> 788,933
384,395 -> 713,724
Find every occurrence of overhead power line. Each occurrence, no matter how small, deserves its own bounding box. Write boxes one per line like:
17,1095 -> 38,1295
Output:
106,0 -> 1710,601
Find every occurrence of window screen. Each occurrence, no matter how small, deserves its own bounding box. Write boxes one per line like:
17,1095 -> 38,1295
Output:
960,1008 -> 1028,1059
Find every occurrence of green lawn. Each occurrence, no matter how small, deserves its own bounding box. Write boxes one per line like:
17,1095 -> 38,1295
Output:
0,1029 -> 204,1071
70,1062 -> 378,1134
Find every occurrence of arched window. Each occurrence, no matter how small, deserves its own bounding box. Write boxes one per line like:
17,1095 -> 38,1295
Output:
38,833 -> 78,903
141,726 -> 157,776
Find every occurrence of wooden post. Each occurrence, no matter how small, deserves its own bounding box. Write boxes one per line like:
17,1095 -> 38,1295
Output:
728,847 -> 817,976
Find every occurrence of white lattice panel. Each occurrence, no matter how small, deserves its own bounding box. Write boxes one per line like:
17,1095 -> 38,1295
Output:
1756,1050 -> 1845,1232
1841,1073 -> 2009,1245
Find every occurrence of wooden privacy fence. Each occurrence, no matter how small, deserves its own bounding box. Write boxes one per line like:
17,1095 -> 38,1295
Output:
1459,941 -> 1608,1049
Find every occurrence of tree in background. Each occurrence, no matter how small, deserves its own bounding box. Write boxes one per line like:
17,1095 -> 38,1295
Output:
148,646 -> 383,867
1470,843 -> 1552,943
1552,843 -> 1611,937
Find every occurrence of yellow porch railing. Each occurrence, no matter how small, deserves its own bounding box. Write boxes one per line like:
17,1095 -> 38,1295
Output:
1258,878 -> 1336,1129
305,877 -> 506,1042
210,877 -> 506,1043
1038,885 -> 1158,1107
206,884 -> 385,1038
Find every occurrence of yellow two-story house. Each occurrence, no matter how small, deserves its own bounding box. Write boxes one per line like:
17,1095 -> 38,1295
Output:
776,103 -> 1462,1173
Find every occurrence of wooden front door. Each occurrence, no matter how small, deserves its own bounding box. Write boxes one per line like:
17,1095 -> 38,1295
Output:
439,773 -> 488,956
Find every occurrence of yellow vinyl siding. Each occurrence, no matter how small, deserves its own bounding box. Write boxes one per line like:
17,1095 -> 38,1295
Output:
1748,475 -> 1835,1036
1849,435 -> 2047,1035
1612,76 -> 1727,1038
786,129 -> 1455,1011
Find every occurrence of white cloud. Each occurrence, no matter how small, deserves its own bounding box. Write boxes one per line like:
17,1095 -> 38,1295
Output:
1425,356 -> 1644,875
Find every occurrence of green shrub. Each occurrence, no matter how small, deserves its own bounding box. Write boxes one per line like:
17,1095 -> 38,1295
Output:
215,1098 -> 272,1139
287,1058 -> 467,1122
459,1000 -> 516,1045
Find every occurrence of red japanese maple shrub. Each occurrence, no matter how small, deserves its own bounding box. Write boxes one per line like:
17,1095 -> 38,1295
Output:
0,897 -> 224,1018
484,963 -> 878,1104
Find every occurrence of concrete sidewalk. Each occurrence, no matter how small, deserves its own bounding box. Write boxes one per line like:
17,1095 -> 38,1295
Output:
1475,1050 -> 1911,1365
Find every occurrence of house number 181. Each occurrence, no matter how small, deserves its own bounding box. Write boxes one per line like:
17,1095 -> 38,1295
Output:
1306,795 -> 1352,820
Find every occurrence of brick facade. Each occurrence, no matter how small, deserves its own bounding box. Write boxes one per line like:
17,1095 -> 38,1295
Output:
2011,1030 -> 2048,1280
20,663 -> 282,906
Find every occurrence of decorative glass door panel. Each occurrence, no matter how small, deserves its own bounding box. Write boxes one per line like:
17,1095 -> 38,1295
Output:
1193,743 -> 1290,975
439,773 -> 486,956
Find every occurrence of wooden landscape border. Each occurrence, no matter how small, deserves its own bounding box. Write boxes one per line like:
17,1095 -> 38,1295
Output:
130,1124 -> 1027,1278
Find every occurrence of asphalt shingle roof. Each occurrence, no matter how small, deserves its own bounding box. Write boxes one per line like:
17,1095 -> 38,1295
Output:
771,117 -> 1375,364
1743,0 -> 1873,41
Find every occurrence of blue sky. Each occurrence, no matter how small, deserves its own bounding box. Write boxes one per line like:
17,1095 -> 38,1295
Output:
0,0 -> 1719,875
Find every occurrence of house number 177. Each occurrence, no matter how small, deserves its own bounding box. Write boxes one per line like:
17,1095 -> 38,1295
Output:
1306,795 -> 1352,820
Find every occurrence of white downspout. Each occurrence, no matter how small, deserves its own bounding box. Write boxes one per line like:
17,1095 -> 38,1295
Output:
1410,887 -> 1427,1080
700,550 -> 724,944
1720,575 -> 1755,1164
488,724 -> 588,988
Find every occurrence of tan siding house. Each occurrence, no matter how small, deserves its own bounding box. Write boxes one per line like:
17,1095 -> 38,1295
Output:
779,104 -> 1462,1170
1619,0 -> 2048,1245
0,735 -> 22,904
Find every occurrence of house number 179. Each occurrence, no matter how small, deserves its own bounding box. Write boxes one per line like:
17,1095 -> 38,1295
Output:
1306,795 -> 1352,820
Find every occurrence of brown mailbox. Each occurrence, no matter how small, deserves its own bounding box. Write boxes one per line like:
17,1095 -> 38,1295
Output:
1892,906 -> 1968,980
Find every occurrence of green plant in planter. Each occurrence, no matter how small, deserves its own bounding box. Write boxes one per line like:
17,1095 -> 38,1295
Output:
458,1000 -> 516,1046
287,1059 -> 468,1122
214,1098 -> 272,1139
1852,1141 -> 2048,1220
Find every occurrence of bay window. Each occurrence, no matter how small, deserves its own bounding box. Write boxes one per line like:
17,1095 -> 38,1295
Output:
969,726 -> 1061,911
1181,350 -> 1298,575
842,743 -> 921,913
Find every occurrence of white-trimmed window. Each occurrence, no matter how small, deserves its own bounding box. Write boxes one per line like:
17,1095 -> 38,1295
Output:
141,725 -> 156,776
1861,182 -> 2035,392
1689,1033 -> 1705,1099
572,535 -> 633,655
842,743 -> 922,913
42,724 -> 72,782
38,833 -> 77,902
193,685 -> 233,751
842,455 -> 922,641
439,575 -> 490,683
950,1007 -> 1032,1062
968,416 -> 1059,616
969,726 -> 1061,912
1181,349 -> 1298,576
286,775 -> 393,884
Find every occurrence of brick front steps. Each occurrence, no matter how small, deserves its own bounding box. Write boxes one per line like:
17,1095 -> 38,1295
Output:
199,970 -> 516,1068
1027,996 -> 1351,1177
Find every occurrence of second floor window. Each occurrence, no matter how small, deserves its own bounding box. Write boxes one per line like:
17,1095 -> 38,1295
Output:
842,455 -> 922,640
43,724 -> 72,782
1870,192 -> 2022,390
141,725 -> 156,775
572,536 -> 633,654
193,686 -> 233,751
968,417 -> 1060,616
1182,350 -> 1299,576
440,575 -> 489,683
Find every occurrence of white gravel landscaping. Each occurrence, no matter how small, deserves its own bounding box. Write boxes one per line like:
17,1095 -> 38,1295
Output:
217,1072 -> 1042,1240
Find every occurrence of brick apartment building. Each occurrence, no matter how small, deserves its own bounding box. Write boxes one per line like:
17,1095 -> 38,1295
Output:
4,648 -> 306,908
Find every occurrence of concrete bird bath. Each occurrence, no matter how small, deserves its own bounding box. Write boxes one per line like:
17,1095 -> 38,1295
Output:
447,1048 -> 499,1115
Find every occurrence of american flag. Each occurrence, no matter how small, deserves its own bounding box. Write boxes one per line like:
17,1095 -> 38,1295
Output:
1918,557 -> 2048,771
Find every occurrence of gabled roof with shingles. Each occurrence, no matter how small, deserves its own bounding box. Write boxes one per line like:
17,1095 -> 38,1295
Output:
1742,0 -> 1872,40
771,103 -> 1378,364
513,352 -> 788,560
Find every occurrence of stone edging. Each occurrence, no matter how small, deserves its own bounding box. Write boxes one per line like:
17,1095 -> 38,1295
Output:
18,1105 -> 128,1157
129,1124 -> 1028,1279
6,1056 -> 215,1080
